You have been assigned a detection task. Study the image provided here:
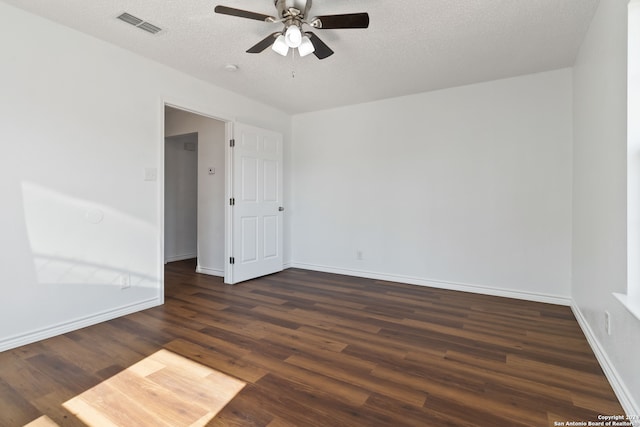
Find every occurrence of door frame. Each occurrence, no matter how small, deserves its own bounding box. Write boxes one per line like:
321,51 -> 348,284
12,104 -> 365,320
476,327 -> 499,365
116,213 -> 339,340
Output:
159,98 -> 235,301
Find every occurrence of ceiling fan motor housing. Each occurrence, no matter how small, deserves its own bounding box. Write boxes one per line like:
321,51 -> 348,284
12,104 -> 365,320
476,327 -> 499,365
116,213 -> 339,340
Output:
275,0 -> 311,20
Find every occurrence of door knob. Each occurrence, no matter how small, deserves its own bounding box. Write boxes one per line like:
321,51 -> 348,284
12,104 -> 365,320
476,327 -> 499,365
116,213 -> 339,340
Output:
278,206 -> 284,212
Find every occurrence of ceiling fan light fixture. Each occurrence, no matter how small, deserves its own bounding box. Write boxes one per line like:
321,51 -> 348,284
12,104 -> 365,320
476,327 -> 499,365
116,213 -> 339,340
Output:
284,25 -> 302,48
298,35 -> 315,57
272,34 -> 289,56
215,2 -> 369,60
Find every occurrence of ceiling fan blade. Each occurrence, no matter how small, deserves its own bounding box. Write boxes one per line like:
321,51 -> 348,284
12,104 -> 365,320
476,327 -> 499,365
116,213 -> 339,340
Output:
247,32 -> 280,53
214,5 -> 275,22
311,13 -> 369,29
306,32 -> 334,60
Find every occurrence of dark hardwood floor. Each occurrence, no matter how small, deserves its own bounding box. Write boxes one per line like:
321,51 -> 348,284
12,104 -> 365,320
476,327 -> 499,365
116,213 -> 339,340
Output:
0,259 -> 624,426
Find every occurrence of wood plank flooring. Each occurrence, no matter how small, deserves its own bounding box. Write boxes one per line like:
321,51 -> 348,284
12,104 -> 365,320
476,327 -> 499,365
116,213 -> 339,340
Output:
0,259 -> 624,426
62,349 -> 246,427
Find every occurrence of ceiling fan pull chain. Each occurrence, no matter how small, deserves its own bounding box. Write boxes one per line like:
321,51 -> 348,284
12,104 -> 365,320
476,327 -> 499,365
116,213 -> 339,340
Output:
291,47 -> 296,78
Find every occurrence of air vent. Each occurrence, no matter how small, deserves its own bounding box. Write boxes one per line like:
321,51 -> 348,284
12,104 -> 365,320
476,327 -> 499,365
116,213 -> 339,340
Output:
117,12 -> 143,26
137,22 -> 162,34
117,12 -> 162,35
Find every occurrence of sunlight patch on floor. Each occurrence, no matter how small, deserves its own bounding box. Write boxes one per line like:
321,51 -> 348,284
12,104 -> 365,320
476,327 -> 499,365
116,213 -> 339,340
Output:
60,349 -> 246,427
24,415 -> 59,427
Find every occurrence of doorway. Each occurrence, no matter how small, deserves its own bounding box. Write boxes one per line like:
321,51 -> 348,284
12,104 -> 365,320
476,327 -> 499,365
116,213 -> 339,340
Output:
164,106 -> 227,277
161,102 -> 285,287
164,132 -> 198,264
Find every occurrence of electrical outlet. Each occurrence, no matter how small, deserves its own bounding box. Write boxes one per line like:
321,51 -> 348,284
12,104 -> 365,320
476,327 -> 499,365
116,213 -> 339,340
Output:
144,168 -> 157,181
356,250 -> 363,261
604,311 -> 612,335
120,274 -> 131,290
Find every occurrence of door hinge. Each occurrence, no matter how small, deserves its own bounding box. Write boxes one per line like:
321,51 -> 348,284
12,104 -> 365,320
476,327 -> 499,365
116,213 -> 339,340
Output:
230,139 -> 235,147
229,257 -> 235,264
230,198 -> 235,206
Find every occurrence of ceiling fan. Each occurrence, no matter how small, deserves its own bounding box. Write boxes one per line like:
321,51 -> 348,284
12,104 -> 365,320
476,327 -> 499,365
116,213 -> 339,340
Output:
214,0 -> 369,59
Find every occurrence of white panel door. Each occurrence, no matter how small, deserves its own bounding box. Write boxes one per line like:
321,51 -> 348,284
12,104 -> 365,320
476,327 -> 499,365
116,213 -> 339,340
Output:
228,123 -> 283,284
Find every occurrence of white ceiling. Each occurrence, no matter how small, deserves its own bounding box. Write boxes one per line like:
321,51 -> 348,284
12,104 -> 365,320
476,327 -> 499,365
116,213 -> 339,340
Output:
3,0 -> 599,114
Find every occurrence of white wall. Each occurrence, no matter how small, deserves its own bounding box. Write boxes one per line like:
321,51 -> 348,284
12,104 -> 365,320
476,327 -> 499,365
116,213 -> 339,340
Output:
291,69 -> 573,304
165,108 -> 226,275
0,1 -> 291,351
572,0 -> 640,415
5,5 -> 636,416
164,133 -> 198,263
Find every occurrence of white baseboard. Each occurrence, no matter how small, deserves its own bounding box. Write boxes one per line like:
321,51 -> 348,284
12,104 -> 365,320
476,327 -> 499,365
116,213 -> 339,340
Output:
0,297 -> 161,353
196,265 -> 224,277
165,253 -> 197,263
571,304 -> 640,424
288,262 -> 571,306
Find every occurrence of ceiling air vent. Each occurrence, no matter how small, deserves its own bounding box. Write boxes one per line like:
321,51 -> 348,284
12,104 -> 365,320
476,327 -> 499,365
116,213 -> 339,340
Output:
137,22 -> 162,34
117,12 -> 162,34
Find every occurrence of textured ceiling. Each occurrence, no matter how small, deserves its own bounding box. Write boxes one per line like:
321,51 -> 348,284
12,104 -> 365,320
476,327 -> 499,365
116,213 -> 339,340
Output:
2,0 -> 599,114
